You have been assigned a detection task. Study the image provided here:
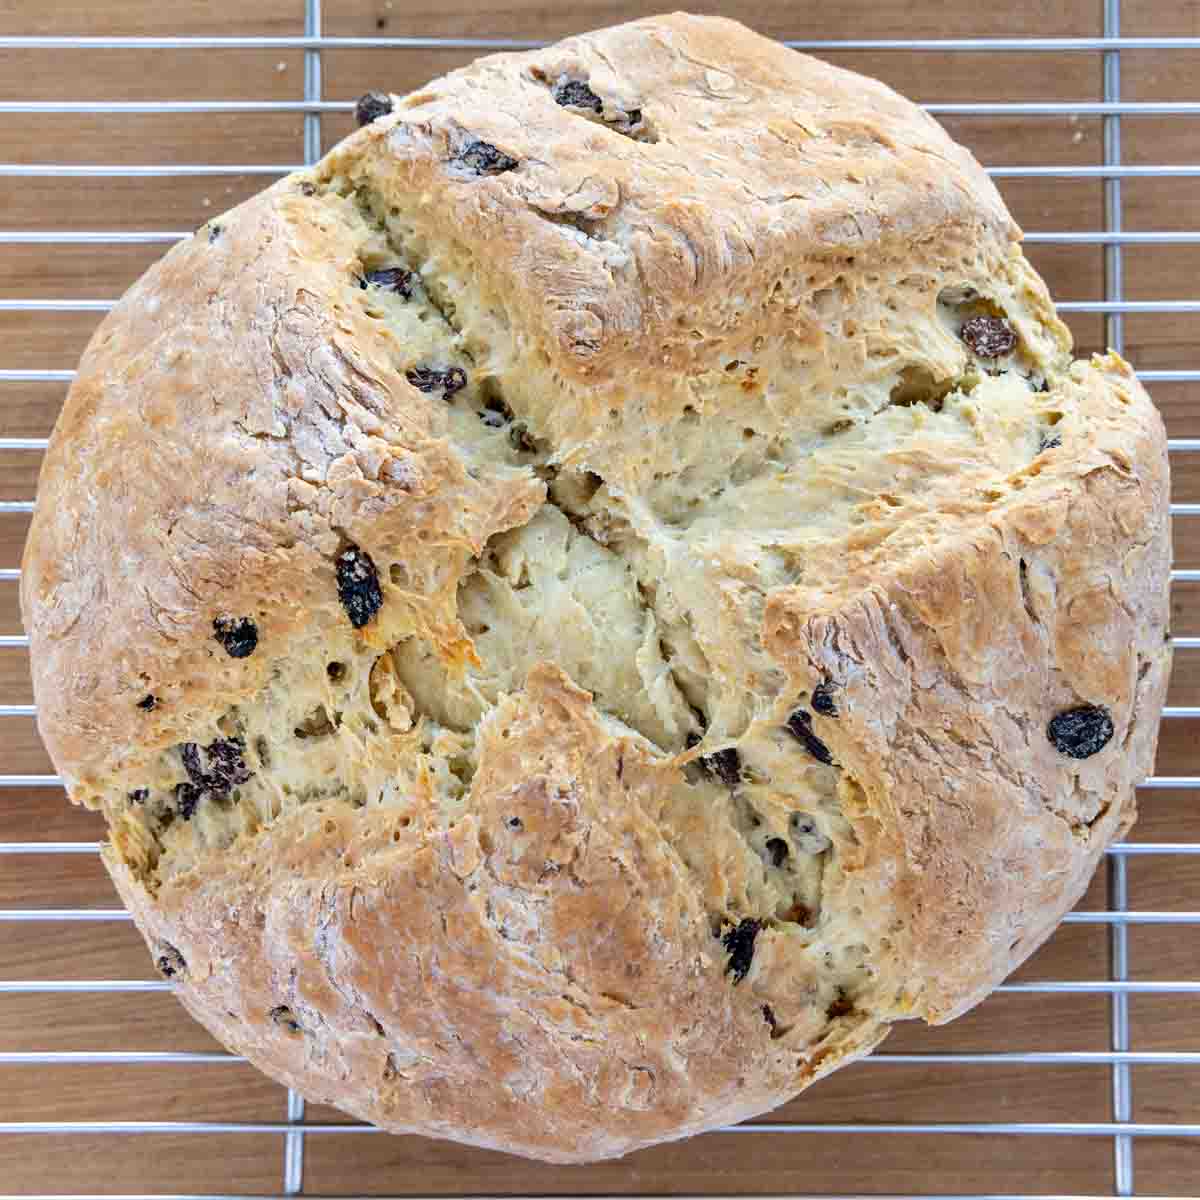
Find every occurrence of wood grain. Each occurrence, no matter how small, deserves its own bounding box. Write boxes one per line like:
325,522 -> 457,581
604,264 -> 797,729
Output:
1,0 -> 1198,1195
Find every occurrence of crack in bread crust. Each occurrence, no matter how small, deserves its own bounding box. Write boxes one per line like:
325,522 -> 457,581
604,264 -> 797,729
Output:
343,173 -> 876,998
340,175 -> 856,1019
23,12 -> 1171,1164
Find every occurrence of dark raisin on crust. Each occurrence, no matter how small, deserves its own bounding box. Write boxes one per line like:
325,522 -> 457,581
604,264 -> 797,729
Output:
761,1003 -> 778,1032
442,367 -> 468,398
506,816 -> 523,830
406,365 -> 468,398
355,91 -> 393,127
336,544 -> 384,629
361,267 -> 414,298
176,736 -> 253,819
156,945 -> 187,979
182,737 -> 252,791
298,180 -> 317,197
1047,704 -> 1115,759
827,987 -> 854,1018
456,140 -> 519,176
790,813 -> 821,839
553,79 -> 604,113
686,732 -> 742,788
509,422 -> 537,453
722,918 -> 762,984
128,788 -> 149,804
181,743 -> 203,782
782,900 -> 814,926
212,615 -> 259,659
137,694 -> 157,711
270,1005 -> 304,1034
708,748 -> 742,788
811,682 -> 838,718
210,734 -> 247,782
551,79 -> 644,132
960,314 -> 1018,359
175,781 -> 202,820
207,224 -> 222,243
785,709 -> 834,765
479,396 -> 513,430
765,837 -> 790,868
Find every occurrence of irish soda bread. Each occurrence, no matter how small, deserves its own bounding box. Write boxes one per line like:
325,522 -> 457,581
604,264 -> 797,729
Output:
22,12 -> 1171,1162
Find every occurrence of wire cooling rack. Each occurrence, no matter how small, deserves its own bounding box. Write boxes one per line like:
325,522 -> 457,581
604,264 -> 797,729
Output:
0,1 -> 1198,1197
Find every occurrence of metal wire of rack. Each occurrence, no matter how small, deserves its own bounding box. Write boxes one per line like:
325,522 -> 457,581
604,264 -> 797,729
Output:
0,0 -> 1197,1196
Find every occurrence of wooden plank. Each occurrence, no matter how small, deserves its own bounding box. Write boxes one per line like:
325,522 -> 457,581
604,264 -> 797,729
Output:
0,649 -> 32,706
0,49 -> 305,103
1136,1139 -> 1200,1198
0,990 -> 228,1055
0,716 -> 51,776
1155,714 -> 1200,777
1123,0 -> 1200,36
0,1062 -> 283,1122
0,579 -> 20,635
0,1134 -> 287,1195
1150,381 -> 1200,440
328,0 -> 1102,41
0,175 -> 288,239
0,786 -> 103,843
0,112 -> 304,170
0,840 -> 116,909
301,1128 -> 1112,1197
0,0 -> 302,38
0,382 -> 68,441
1166,653 -> 1200,708
0,919 -> 153,986
0,451 -> 39,505
0,513 -> 31,575
1116,797 -> 1200,1196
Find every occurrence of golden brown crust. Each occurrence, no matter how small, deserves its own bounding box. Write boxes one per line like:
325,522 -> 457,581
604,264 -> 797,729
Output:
107,665 -> 886,1162
21,178 -> 542,794
23,12 -> 1170,1163
351,10 -> 1016,388
766,356 -> 1171,1022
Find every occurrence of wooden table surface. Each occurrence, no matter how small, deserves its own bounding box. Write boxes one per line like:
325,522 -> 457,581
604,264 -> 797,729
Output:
0,1 -> 1198,1196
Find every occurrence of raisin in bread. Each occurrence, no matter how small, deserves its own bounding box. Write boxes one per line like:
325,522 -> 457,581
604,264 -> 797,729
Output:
21,12 -> 1171,1163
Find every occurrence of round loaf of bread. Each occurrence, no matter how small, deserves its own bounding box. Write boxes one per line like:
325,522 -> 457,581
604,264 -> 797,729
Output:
22,12 -> 1171,1162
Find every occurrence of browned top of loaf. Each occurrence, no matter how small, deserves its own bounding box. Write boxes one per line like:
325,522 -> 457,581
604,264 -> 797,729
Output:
22,12 -> 1016,788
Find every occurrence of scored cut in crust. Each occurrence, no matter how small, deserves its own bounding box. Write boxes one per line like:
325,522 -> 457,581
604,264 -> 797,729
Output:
21,12 -> 1170,1163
